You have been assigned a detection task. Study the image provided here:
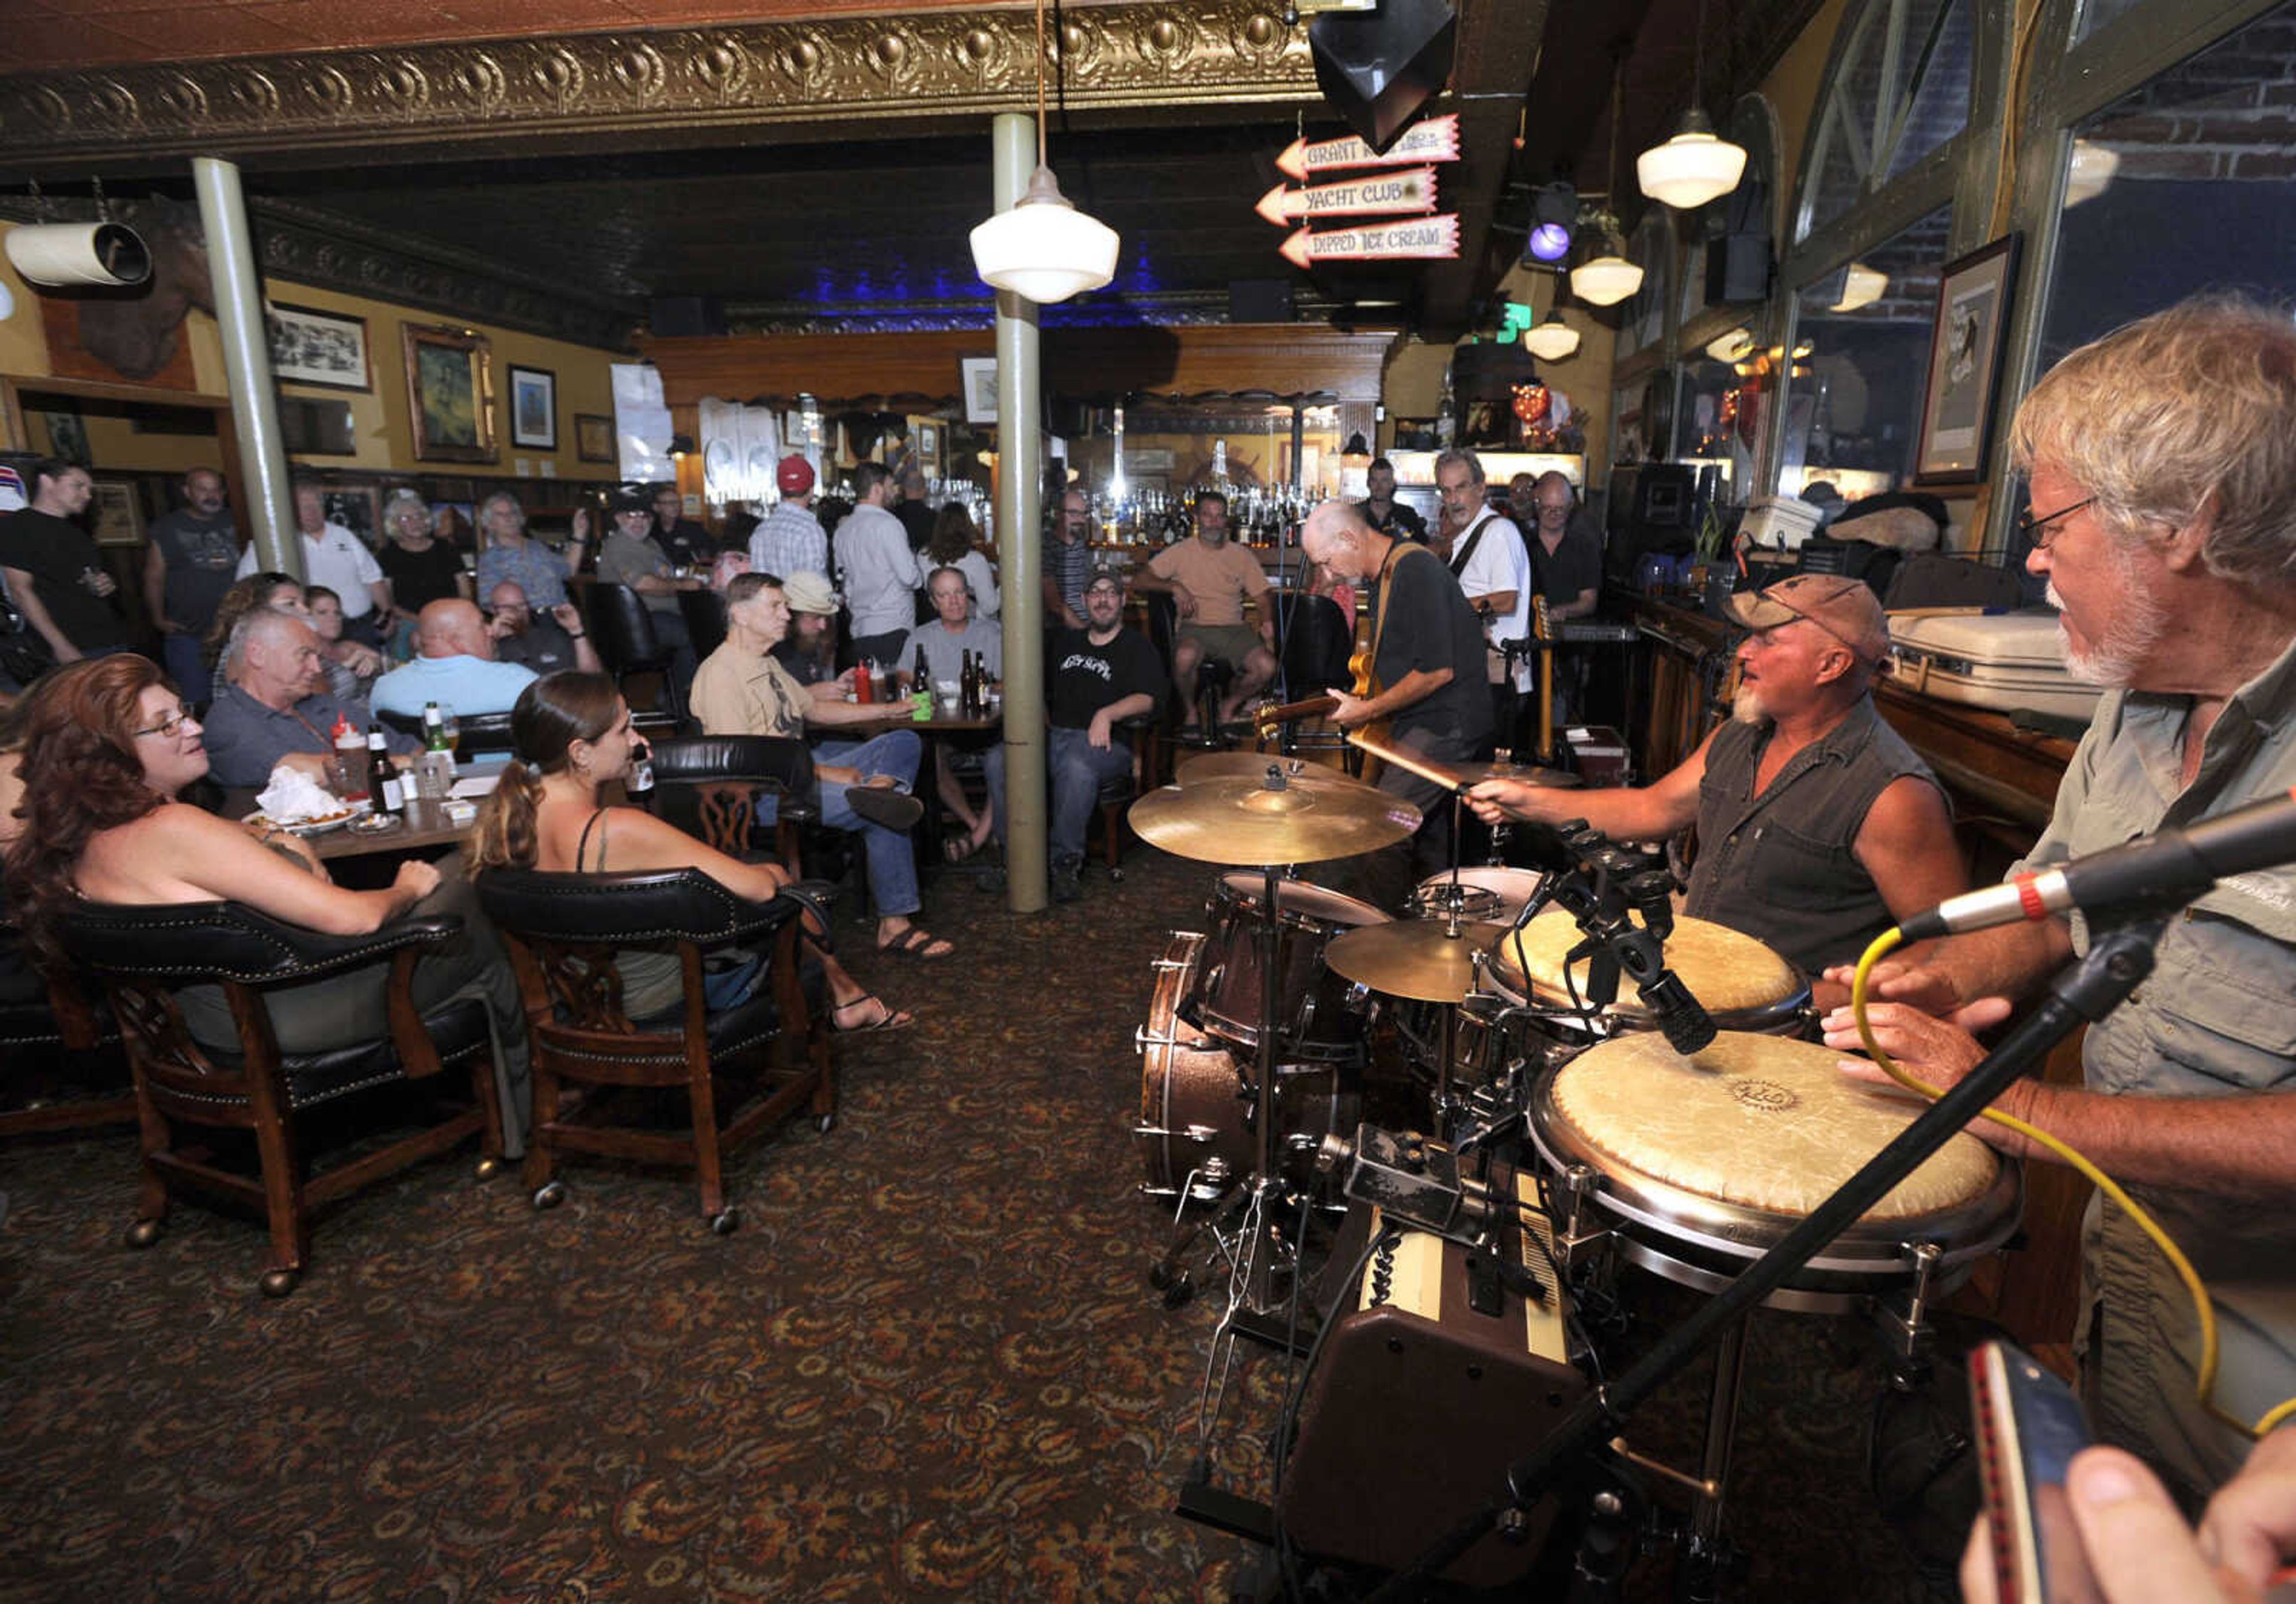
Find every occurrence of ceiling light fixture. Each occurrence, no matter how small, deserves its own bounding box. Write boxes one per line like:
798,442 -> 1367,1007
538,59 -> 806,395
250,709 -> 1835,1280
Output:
1525,181 -> 1577,264
2065,139 -> 2121,206
968,0 -> 1120,304
1635,0 -> 1747,210
1705,326 -> 1755,363
1571,63 -> 1645,307
1523,308 -> 1581,360
1828,261 -> 1888,311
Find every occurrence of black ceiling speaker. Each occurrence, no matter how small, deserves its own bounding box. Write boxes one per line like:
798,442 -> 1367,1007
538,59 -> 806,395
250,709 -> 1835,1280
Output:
1309,0 -> 1457,155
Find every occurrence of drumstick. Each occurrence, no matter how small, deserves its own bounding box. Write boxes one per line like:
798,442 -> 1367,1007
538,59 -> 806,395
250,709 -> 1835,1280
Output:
1344,730 -> 1466,795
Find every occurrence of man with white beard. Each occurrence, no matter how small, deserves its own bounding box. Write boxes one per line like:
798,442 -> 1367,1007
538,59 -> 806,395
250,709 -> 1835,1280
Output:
1465,572 -> 1966,999
1819,295 -> 2296,1505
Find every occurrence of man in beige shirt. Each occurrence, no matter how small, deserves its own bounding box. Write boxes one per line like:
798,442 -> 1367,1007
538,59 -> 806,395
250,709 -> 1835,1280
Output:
689,572 -> 953,960
1130,490 -> 1276,729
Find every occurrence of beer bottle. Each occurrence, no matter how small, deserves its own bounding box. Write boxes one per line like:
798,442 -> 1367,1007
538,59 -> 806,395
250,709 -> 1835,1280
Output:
373,727 -> 407,818
422,702 -> 448,750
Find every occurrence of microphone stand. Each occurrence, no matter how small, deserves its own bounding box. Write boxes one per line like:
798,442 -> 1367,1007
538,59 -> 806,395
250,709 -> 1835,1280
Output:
1365,916 -> 2167,1600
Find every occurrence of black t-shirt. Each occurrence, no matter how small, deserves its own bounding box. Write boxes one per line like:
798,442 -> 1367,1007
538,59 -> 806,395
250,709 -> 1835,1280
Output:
1048,625 -> 1168,730
655,517 -> 717,568
1372,543 -> 1491,749
148,508 -> 241,628
772,636 -> 838,688
1528,511 -> 1605,610
377,540 -> 468,613
1358,496 -> 1427,543
0,507 -> 126,652
894,500 -> 936,554
494,616 -> 581,676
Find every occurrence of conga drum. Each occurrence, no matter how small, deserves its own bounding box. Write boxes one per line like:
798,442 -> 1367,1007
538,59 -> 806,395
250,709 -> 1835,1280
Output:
1486,909 -> 1811,1044
1529,1031 -> 2023,1311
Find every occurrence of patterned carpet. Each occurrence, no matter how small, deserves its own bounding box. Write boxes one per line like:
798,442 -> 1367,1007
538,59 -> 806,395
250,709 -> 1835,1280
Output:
0,848 -> 1958,1602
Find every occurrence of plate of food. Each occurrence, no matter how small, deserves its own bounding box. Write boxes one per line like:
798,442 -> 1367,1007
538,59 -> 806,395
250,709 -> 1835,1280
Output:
242,808 -> 359,837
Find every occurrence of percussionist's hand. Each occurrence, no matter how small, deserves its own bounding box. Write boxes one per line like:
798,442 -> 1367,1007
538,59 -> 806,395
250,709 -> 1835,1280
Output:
1822,996 -> 2039,1153
393,859 -> 442,905
1820,957 -> 1964,1018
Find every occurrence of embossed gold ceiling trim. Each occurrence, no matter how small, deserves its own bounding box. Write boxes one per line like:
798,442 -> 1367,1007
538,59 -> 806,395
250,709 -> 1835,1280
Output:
0,3 -> 1314,177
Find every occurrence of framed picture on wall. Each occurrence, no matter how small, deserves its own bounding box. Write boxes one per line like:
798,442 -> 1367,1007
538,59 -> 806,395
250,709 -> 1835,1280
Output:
87,479 -> 145,546
322,484 -> 379,546
267,303 -> 371,392
508,364 -> 557,451
575,412 -> 616,464
401,322 -> 498,464
960,356 -> 998,425
1915,234 -> 2020,485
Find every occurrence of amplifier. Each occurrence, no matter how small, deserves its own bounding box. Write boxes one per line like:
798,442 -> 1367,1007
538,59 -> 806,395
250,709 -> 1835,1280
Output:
1278,1175 -> 1590,1587
1564,724 -> 1631,787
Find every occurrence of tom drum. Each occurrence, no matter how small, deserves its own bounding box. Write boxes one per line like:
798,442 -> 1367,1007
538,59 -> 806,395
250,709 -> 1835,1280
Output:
1193,872 -> 1391,1064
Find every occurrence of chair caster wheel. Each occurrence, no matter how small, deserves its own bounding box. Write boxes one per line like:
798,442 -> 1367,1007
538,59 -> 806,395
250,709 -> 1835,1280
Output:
532,1181 -> 566,1211
125,1218 -> 164,1249
259,1268 -> 299,1298
816,1112 -> 836,1134
1162,1272 -> 1196,1309
709,1208 -> 740,1236
474,1156 -> 502,1181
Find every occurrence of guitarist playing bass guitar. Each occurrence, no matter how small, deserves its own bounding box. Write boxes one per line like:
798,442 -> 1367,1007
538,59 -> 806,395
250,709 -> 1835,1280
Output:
1297,500 -> 1493,876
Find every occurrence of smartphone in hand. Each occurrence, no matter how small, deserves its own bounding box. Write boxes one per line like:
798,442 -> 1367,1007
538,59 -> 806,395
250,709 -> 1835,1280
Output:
1970,1339 -> 2100,1604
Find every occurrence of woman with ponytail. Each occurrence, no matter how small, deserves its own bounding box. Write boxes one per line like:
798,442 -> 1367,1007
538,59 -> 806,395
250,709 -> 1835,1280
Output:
468,671 -> 909,1032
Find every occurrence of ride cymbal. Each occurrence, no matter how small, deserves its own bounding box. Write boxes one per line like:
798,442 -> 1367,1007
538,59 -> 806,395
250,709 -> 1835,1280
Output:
1129,774 -> 1420,865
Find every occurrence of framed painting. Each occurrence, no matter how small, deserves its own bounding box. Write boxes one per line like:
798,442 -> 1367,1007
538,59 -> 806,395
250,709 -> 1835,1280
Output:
87,479 -> 145,546
960,356 -> 999,426
401,322 -> 498,464
1915,235 -> 2020,486
575,411 -> 616,464
267,303 -> 371,392
508,363 -> 557,451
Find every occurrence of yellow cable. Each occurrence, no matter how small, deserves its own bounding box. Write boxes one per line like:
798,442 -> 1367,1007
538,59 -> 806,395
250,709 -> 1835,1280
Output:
1848,927 -> 2287,1443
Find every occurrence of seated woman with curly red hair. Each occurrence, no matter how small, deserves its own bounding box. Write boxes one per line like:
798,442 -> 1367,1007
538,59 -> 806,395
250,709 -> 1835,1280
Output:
2,655 -> 531,1150
467,671 -> 909,1033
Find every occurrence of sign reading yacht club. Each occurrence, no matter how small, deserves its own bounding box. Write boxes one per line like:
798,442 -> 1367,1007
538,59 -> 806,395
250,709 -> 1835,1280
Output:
1274,114 -> 1461,181
1255,167 -> 1439,227
1277,214 -> 1461,268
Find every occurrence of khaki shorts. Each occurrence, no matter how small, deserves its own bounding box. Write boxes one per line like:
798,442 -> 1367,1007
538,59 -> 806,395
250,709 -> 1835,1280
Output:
1178,622 -> 1266,665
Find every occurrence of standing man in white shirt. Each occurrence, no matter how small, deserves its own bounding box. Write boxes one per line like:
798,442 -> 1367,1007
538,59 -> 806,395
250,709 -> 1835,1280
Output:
1434,448 -> 1533,751
237,478 -> 393,646
834,462 -> 922,669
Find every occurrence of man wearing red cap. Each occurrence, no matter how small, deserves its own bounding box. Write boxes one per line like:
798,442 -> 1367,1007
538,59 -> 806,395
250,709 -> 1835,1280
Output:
1467,572 -> 1967,994
749,456 -> 828,579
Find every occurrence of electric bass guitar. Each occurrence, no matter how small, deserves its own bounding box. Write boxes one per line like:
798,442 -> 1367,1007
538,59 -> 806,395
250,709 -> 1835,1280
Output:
1253,618 -> 1387,781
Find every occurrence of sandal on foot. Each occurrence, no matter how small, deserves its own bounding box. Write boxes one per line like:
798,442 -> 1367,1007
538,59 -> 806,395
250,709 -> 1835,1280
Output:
831,993 -> 913,1034
942,833 -> 983,864
847,786 -> 924,832
877,925 -> 954,960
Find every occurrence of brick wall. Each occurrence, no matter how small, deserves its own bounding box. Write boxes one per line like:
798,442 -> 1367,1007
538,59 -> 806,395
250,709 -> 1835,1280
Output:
2102,7 -> 2296,181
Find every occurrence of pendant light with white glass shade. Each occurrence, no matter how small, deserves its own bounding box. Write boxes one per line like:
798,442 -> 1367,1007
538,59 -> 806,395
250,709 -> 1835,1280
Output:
1523,308 -> 1582,360
968,0 -> 1120,303
1571,63 -> 1645,307
1636,0 -> 1747,210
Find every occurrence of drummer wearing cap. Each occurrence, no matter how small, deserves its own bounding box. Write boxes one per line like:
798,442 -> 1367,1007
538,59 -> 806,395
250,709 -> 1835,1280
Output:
1467,572 -> 1967,998
750,456 -> 829,581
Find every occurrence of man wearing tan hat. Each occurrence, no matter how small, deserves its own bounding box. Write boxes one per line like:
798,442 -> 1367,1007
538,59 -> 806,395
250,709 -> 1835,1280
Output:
1467,571 -> 1967,994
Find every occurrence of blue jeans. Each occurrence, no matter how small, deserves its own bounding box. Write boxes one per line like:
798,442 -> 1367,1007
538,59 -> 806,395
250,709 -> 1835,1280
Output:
985,726 -> 1132,868
161,631 -> 212,705
755,728 -> 922,919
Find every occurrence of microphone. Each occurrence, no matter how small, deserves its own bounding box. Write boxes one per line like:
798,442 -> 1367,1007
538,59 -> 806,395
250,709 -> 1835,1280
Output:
1900,786 -> 2296,942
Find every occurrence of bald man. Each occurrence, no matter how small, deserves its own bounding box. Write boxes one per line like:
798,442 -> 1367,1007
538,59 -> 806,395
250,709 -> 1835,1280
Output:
370,597 -> 539,718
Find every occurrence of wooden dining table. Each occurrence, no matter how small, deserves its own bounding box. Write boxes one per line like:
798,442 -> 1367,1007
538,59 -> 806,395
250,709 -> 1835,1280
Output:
844,705 -> 1002,864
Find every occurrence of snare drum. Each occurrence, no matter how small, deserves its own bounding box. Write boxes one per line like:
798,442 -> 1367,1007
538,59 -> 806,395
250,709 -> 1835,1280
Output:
1486,909 -> 1811,1040
1531,1031 -> 2022,1310
1137,932 -> 1355,1198
1407,866 -> 1549,925
1193,873 -> 1390,1062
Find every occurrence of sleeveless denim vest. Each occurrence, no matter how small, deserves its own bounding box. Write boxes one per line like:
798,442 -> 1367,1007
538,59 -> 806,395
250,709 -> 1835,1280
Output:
1681,698 -> 1941,978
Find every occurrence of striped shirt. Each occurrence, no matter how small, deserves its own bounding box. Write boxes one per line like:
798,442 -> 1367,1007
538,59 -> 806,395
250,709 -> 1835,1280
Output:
749,501 -> 829,582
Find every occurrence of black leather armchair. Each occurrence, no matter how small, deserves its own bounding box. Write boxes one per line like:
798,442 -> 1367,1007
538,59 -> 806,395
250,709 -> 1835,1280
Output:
677,586 -> 729,665
645,735 -> 820,873
474,867 -> 834,1231
377,708 -> 517,757
57,902 -> 503,1296
587,582 -> 683,722
1,923 -> 133,1139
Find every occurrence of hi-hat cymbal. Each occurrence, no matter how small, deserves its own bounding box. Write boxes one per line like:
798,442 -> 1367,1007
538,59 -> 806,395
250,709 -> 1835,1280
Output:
1129,775 -> 1421,865
1324,919 -> 1507,1003
1452,761 -> 1581,789
1176,750 -> 1357,787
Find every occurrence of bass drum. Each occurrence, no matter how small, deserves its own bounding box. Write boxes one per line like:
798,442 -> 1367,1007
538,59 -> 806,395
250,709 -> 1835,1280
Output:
1137,932 -> 1355,1200
1193,873 -> 1390,1064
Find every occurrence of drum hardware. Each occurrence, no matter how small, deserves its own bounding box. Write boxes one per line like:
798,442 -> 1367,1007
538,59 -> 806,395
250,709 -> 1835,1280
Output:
1870,1239 -> 1946,1388
1361,921 -> 2166,1603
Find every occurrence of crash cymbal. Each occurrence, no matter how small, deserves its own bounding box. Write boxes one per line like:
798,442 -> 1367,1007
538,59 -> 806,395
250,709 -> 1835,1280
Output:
1323,920 -> 1508,1003
1129,775 -> 1421,866
1451,761 -> 1581,789
1175,750 -> 1363,787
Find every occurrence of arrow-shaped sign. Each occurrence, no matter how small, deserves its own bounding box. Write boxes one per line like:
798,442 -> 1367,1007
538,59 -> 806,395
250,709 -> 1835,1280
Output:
1278,214 -> 1461,270
1256,166 -> 1440,227
1274,114 -> 1461,181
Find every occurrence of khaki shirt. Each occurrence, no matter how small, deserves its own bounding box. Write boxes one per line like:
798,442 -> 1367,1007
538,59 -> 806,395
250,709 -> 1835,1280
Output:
2013,630 -> 2296,1495
689,641 -> 811,739
1147,537 -> 1269,627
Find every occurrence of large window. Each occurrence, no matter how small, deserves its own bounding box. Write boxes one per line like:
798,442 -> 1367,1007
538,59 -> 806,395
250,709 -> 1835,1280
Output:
1799,0 -> 1977,240
1776,204 -> 1956,495
2035,0 -> 2296,369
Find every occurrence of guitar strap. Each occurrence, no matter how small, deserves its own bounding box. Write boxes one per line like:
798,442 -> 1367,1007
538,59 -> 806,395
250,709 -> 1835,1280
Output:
1447,512 -> 1497,580
1366,539 -> 1421,691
